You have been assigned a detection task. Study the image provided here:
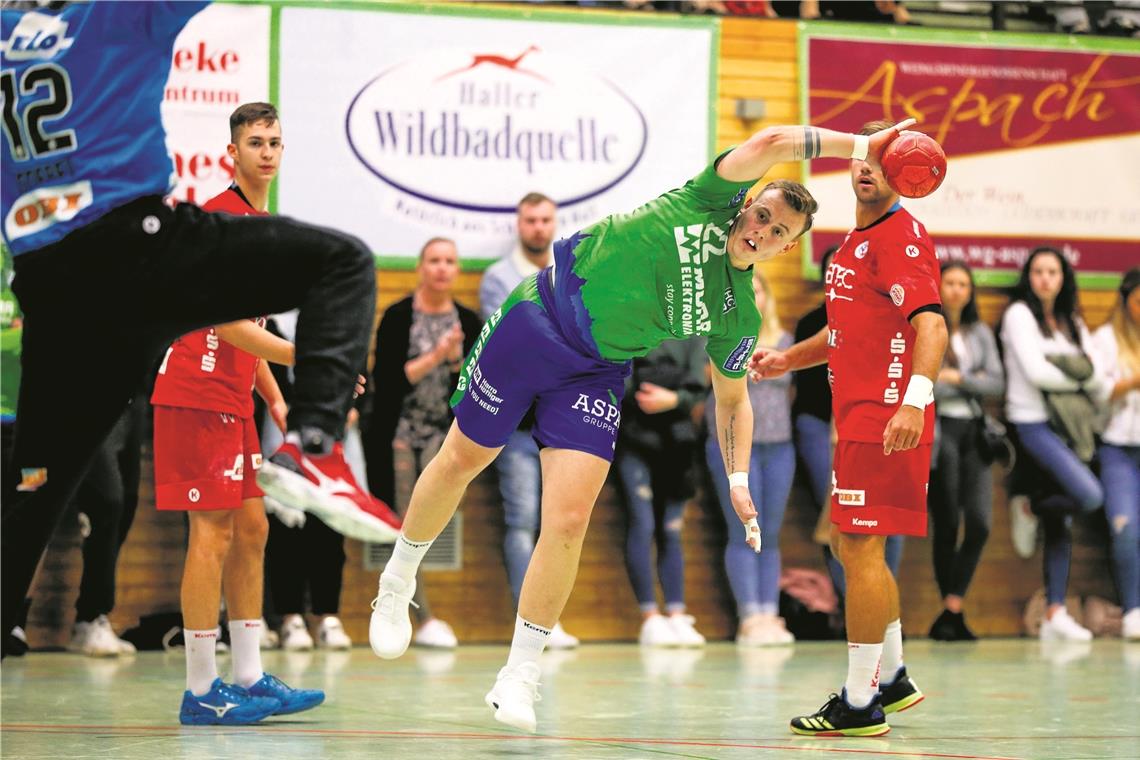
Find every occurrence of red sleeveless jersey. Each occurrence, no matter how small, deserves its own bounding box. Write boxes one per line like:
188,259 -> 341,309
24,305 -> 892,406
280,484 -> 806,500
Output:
150,187 -> 269,417
825,206 -> 941,443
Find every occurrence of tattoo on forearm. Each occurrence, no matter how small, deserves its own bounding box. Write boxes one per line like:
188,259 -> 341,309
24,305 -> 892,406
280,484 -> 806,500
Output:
724,414 -> 737,472
792,127 -> 822,160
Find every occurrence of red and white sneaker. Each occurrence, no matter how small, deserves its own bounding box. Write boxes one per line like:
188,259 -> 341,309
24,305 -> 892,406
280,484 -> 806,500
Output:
258,440 -> 401,544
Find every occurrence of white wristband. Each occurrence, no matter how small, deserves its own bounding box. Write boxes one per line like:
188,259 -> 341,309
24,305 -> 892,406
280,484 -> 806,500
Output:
901,375 -> 934,409
851,134 -> 870,161
728,471 -> 749,489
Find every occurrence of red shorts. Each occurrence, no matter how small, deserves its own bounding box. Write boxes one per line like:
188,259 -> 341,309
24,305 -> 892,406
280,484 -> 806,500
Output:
830,440 -> 931,537
153,406 -> 263,511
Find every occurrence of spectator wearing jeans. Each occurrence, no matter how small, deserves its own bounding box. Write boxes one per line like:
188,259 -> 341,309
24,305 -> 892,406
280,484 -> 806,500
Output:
1090,267 -> 1140,640
478,193 -> 578,649
1000,247 -> 1105,641
928,262 -> 1004,641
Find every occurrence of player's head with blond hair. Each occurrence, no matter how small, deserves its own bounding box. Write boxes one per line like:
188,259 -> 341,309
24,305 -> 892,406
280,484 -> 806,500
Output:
727,180 -> 817,267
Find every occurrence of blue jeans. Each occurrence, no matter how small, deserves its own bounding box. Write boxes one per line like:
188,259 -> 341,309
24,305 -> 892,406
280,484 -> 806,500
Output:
495,430 -> 542,605
615,449 -> 686,611
707,439 -> 796,617
1015,422 -> 1105,605
793,414 -> 903,599
1100,443 -> 1140,612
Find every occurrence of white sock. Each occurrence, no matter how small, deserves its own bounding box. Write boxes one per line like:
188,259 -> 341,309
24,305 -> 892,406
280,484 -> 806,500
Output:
228,619 -> 265,688
506,615 -> 551,669
881,619 -> 904,683
185,628 -> 219,696
386,534 -> 433,585
844,641 -> 884,708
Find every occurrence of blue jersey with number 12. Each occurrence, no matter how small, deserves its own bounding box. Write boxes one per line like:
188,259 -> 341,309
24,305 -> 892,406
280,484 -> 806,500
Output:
0,1 -> 209,255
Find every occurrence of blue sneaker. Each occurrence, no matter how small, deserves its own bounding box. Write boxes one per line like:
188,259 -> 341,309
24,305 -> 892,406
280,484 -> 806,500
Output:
247,672 -> 325,715
179,679 -> 280,725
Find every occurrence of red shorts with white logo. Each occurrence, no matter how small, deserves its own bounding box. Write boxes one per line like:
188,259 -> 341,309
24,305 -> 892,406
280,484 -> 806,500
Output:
830,440 -> 931,537
153,406 -> 263,511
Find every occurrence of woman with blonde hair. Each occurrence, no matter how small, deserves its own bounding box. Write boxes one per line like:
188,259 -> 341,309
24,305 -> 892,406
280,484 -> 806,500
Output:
706,268 -> 796,645
1091,267 -> 1140,640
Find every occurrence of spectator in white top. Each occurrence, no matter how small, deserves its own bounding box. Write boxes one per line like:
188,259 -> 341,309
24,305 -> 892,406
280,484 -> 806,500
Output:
1089,267 -> 1140,641
1000,247 -> 1105,641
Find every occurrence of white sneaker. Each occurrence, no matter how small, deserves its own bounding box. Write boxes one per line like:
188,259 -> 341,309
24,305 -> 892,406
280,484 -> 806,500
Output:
318,616 -> 353,650
668,614 -> 706,647
69,616 -> 135,657
639,613 -> 680,647
280,614 -> 315,651
1040,608 -> 1093,641
1122,608 -> 1140,641
1008,494 -> 1038,559
413,618 -> 458,649
737,614 -> 795,646
259,618 -> 279,650
547,622 -> 580,649
484,661 -> 542,732
369,573 -> 417,659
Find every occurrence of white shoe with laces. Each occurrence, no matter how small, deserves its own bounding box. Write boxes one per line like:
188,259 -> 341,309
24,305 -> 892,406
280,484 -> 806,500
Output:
281,614 -> 315,651
369,573 -> 418,659
668,614 -> 706,647
547,622 -> 580,649
1121,608 -> 1140,641
413,618 -> 458,649
737,614 -> 795,646
70,615 -> 135,657
318,616 -> 352,650
484,661 -> 542,732
1008,494 -> 1038,559
1040,608 -> 1093,641
639,613 -> 680,647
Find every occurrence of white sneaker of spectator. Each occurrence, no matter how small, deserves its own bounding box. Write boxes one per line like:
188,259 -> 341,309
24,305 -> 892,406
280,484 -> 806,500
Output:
547,621 -> 580,649
69,615 -> 136,657
1122,608 -> 1140,641
1008,494 -> 1038,559
280,614 -> 315,651
737,614 -> 795,646
1040,608 -> 1093,641
639,613 -> 680,647
668,614 -> 706,647
318,616 -> 352,650
259,617 -> 279,649
413,618 -> 457,649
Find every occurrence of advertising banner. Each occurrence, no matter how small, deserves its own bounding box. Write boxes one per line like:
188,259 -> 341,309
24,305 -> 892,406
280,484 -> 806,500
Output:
801,24 -> 1140,286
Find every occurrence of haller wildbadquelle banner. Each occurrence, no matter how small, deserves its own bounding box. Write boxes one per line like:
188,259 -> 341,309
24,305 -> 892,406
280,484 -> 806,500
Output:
800,24 -> 1140,287
162,3 -> 271,207
276,3 -> 716,264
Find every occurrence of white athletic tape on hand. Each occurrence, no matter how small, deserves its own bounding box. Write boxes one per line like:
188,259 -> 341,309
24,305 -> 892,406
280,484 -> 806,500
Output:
728,471 -> 749,490
744,518 -> 762,554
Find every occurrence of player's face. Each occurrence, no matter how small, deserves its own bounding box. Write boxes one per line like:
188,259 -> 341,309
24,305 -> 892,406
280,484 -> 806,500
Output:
850,157 -> 892,204
230,120 -> 283,186
940,268 -> 972,314
728,190 -> 804,266
1028,253 -> 1064,303
517,201 -> 556,256
418,241 -> 460,293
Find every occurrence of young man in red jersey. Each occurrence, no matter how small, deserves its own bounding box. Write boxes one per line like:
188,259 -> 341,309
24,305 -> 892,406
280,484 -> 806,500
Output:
152,103 -> 333,725
752,119 -> 947,737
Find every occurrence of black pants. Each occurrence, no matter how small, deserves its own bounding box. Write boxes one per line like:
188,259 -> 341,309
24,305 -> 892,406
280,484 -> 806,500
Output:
1,196 -> 375,642
929,416 -> 993,599
73,398 -> 145,623
266,513 -> 346,616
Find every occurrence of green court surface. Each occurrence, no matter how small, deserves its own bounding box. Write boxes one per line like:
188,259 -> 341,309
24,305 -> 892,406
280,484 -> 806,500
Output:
2,640 -> 1137,759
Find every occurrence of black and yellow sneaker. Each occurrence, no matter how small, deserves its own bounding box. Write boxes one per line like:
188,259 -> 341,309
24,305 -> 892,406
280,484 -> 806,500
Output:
879,666 -> 924,714
790,691 -> 890,737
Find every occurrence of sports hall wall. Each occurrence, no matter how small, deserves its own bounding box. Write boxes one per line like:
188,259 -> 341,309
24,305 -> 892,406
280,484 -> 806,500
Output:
25,4 -> 1134,647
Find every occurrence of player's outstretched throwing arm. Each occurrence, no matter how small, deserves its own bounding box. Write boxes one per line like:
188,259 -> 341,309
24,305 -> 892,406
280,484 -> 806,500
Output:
710,368 -> 762,554
716,119 -> 916,182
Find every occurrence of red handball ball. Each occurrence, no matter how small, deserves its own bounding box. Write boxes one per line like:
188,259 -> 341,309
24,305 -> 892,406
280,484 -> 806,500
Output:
880,131 -> 947,198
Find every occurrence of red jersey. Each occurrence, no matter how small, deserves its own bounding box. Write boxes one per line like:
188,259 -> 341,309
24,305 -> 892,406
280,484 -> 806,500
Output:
151,187 -> 269,417
825,205 -> 941,444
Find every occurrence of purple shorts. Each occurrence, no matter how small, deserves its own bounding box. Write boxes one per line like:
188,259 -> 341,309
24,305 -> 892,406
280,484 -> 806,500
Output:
451,271 -> 630,462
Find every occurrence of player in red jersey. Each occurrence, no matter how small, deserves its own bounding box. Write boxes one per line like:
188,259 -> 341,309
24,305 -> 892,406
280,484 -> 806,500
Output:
752,119 -> 947,737
152,103 -> 329,725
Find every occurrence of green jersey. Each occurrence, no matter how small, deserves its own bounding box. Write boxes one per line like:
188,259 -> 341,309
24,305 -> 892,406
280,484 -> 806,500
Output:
549,150 -> 761,377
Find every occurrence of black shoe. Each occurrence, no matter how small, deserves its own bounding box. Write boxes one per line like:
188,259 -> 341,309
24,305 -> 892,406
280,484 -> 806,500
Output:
790,690 -> 889,736
929,609 -> 957,641
878,666 -> 924,714
953,611 -> 977,641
